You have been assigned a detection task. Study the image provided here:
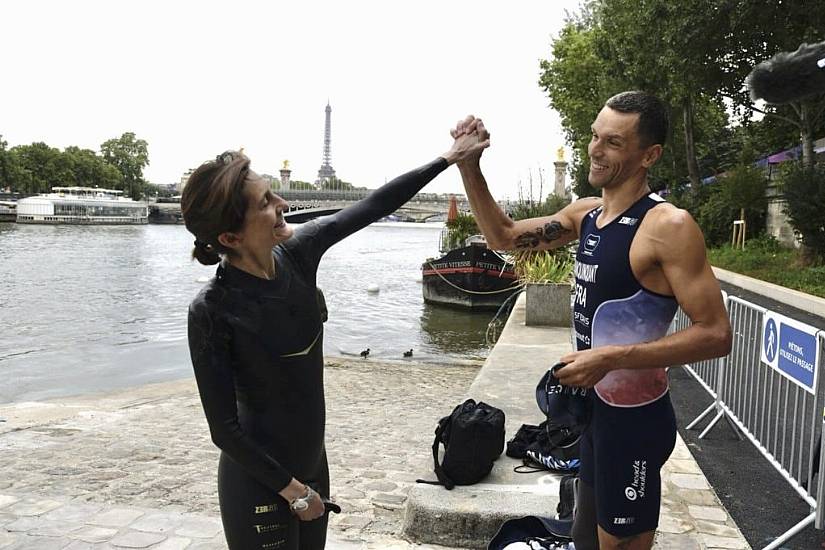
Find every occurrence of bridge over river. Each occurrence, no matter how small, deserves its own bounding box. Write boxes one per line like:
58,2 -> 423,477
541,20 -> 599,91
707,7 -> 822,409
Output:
277,189 -> 470,222
147,190 -> 470,224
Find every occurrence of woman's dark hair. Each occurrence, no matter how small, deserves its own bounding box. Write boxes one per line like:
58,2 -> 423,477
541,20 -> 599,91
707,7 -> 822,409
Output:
181,151 -> 251,265
605,91 -> 669,148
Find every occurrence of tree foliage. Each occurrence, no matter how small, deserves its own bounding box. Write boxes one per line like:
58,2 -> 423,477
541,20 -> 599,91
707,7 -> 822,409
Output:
100,132 -> 149,200
693,165 -> 768,247
0,133 -> 145,196
287,180 -> 316,191
318,177 -> 360,190
538,0 -> 825,203
781,162 -> 825,261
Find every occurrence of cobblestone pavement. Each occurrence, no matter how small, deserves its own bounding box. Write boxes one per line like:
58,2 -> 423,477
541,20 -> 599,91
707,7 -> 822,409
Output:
0,359 -> 479,549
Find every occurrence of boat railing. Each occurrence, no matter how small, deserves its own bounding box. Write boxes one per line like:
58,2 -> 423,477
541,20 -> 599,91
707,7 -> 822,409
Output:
438,227 -> 492,253
438,227 -> 462,253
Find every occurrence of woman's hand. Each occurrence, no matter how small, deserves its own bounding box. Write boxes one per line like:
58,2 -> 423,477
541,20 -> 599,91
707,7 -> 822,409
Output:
292,488 -> 325,522
442,114 -> 490,165
280,478 -> 326,521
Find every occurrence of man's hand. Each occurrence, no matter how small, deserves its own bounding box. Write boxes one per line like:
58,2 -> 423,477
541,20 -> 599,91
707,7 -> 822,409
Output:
557,346 -> 622,388
445,115 -> 490,166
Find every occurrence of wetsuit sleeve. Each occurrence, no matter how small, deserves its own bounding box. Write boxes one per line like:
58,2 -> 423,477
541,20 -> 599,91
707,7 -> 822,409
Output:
187,301 -> 292,492
289,157 -> 449,270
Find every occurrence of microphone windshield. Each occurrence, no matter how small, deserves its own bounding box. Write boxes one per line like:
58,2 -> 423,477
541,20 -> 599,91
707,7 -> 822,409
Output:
747,41 -> 825,104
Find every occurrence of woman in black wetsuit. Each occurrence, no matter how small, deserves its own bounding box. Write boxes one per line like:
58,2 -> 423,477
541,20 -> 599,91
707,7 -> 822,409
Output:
182,132 -> 486,550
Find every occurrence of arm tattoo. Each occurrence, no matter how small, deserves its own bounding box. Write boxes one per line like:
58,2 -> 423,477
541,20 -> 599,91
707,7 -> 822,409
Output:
514,221 -> 571,249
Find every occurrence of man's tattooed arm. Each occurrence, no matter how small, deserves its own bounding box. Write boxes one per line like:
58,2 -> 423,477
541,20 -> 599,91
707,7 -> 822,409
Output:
514,220 -> 572,249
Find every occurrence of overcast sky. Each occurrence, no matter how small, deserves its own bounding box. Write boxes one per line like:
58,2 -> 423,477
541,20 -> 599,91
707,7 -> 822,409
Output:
1,0 -> 583,200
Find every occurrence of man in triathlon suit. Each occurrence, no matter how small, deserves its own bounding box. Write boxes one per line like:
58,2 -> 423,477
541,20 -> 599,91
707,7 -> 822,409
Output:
450,91 -> 732,550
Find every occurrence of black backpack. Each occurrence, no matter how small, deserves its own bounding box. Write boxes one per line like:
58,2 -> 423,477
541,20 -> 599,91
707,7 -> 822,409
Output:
418,399 -> 506,490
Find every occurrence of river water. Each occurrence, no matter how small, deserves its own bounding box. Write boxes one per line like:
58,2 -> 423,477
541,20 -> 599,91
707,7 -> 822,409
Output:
0,221 -> 494,404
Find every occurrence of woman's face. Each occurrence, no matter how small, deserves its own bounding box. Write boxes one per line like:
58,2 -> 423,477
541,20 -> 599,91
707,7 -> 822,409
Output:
236,172 -> 293,252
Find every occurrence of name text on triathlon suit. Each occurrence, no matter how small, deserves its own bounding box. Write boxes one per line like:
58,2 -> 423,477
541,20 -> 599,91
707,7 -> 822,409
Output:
574,261 -> 599,309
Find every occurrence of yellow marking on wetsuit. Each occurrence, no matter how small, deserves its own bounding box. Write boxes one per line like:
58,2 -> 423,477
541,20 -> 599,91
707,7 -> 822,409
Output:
254,503 -> 278,514
279,328 -> 322,357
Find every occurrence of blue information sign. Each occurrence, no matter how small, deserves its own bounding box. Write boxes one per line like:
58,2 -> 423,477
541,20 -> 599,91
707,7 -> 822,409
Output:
761,311 -> 821,394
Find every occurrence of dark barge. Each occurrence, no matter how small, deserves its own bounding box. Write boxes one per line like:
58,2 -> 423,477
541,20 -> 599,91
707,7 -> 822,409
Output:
422,232 -> 521,310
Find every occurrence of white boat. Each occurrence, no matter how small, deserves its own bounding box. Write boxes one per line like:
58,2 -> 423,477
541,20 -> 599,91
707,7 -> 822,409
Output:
16,187 -> 148,225
0,201 -> 16,222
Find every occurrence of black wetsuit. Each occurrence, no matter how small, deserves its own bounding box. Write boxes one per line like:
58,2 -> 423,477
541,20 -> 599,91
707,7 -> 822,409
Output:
187,158 -> 448,550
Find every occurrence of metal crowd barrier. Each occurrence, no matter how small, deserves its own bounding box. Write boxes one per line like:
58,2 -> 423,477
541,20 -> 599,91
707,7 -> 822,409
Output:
673,294 -> 825,549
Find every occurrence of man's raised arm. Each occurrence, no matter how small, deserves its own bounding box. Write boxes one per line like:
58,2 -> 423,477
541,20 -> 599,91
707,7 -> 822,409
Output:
452,116 -> 599,251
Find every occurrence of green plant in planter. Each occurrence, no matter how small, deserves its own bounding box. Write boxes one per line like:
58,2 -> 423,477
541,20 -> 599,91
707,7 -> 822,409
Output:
516,247 -> 575,327
510,247 -> 575,285
444,211 -> 480,250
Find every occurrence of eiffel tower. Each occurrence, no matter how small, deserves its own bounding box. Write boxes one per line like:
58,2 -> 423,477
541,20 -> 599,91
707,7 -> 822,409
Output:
316,102 -> 336,184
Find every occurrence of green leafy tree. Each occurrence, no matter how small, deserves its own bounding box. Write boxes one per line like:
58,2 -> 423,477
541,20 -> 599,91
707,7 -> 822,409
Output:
318,177 -> 356,190
0,136 -> 11,190
10,142 -> 65,193
592,0 -> 748,192
64,146 -> 122,189
728,3 -> 825,167
144,182 -> 176,198
539,16 -> 618,197
695,163 -> 768,247
781,162 -> 825,262
287,180 -> 316,191
539,0 -> 825,201
100,133 -> 149,200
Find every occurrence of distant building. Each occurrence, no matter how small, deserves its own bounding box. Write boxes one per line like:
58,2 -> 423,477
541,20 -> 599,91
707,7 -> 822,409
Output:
178,169 -> 194,193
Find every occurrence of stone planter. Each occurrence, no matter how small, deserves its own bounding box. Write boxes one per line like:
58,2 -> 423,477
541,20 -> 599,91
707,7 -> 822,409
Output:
525,282 -> 573,327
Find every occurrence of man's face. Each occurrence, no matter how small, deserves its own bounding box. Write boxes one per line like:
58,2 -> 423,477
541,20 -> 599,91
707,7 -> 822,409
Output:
587,106 -> 654,190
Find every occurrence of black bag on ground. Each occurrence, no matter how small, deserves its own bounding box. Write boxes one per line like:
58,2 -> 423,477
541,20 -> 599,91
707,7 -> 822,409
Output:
507,420 -> 583,473
417,398 -> 505,490
487,515 -> 573,550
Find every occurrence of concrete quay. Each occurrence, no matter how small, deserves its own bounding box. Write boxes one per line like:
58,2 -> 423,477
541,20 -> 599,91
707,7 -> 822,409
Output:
0,360 -> 479,549
403,293 -> 751,550
0,292 -> 750,549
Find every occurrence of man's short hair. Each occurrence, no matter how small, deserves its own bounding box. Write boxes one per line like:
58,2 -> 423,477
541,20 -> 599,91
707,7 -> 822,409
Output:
605,91 -> 669,148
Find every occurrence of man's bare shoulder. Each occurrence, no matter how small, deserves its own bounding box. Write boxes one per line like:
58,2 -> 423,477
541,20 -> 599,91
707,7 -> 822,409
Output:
563,196 -> 603,225
645,203 -> 696,231
571,196 -> 603,210
643,203 -> 706,255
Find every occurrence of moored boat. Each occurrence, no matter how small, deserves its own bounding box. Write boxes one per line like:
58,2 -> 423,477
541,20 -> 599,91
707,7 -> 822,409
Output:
16,187 -> 148,225
422,229 -> 521,310
0,201 -> 16,222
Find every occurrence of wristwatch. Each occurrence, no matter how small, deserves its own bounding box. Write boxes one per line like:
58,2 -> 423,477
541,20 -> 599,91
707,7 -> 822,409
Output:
289,485 -> 316,512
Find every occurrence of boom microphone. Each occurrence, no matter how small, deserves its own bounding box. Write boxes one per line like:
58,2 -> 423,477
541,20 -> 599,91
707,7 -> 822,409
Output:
746,40 -> 825,104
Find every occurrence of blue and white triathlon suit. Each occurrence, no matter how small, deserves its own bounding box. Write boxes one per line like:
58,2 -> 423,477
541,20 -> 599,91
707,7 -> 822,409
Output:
573,192 -> 678,537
